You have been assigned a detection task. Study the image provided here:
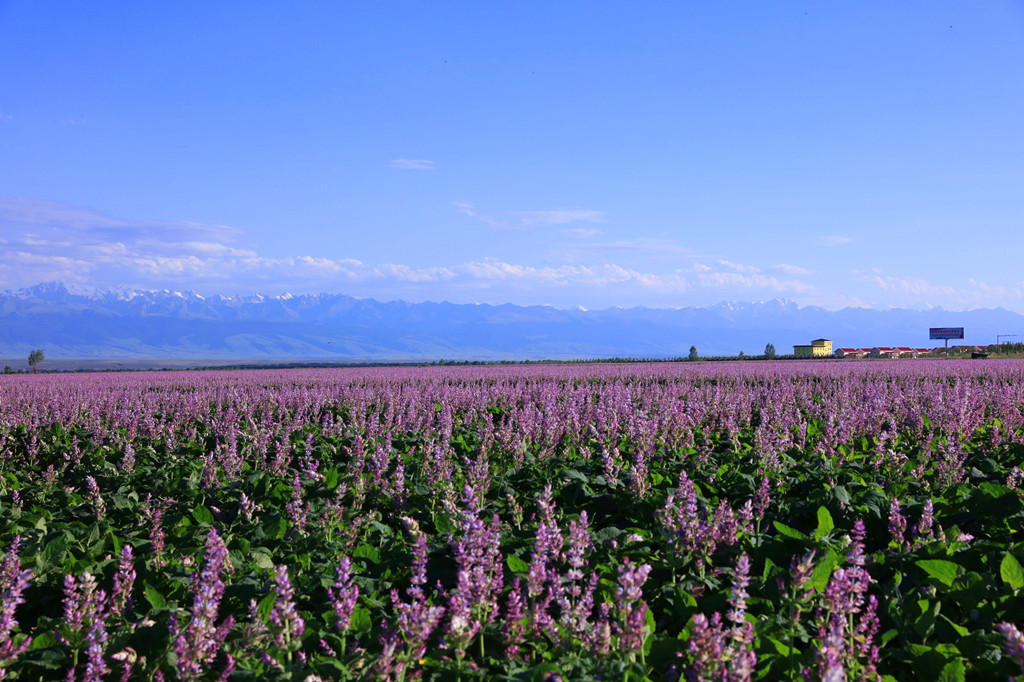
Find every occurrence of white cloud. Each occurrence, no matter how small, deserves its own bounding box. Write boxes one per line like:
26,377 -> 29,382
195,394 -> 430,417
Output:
692,269 -> 814,294
389,159 -> 436,170
0,197 -> 242,247
561,227 -> 603,238
455,202 -> 606,230
853,269 -> 1024,310
570,237 -> 692,257
717,259 -> 761,274
855,270 -> 956,297
819,235 -> 853,246
772,263 -> 816,276
510,209 -> 606,227
452,201 -> 501,228
6,198 -> 1022,312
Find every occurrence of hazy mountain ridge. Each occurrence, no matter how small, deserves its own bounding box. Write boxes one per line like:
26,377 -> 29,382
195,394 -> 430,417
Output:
2,282 -> 1019,360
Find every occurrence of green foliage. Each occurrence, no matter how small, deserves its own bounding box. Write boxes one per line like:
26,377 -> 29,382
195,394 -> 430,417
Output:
28,348 -> 44,373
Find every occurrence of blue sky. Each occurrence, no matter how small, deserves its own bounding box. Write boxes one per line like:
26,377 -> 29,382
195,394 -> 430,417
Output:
2,1 -> 1023,311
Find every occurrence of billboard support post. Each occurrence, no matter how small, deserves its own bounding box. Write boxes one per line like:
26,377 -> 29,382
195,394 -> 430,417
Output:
930,327 -> 965,358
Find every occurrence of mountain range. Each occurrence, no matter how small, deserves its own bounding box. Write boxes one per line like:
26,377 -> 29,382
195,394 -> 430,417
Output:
1,282 -> 1020,362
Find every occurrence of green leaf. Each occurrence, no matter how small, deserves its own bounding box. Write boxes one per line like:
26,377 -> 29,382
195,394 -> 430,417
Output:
913,600 -> 939,640
323,467 -> 340,490
916,559 -> 960,587
39,534 -> 68,569
352,544 -> 380,564
252,550 -> 275,570
349,606 -> 372,634
562,468 -> 588,483
506,554 -> 530,573
192,504 -> 214,526
144,583 -> 166,609
814,506 -> 834,541
937,659 -> 965,682
1001,553 -> 1024,591
773,520 -> 808,541
531,663 -> 564,682
832,484 -> 851,506
810,550 -> 839,594
940,615 -> 968,637
257,591 -> 277,620
263,516 -> 287,539
767,636 -> 792,656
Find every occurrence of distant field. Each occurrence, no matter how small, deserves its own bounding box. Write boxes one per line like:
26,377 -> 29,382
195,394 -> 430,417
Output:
0,357 -> 387,372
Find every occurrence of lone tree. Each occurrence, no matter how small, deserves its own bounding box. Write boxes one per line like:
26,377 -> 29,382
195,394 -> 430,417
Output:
688,345 -> 699,362
764,342 -> 777,359
28,349 -> 45,373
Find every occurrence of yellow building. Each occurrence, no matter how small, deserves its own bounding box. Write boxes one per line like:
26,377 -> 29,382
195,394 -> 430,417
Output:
793,338 -> 833,357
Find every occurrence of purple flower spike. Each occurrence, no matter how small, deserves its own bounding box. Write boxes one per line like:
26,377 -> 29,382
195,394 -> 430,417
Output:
328,556 -> 359,632
686,553 -> 756,680
615,558 -> 652,655
0,537 -> 34,667
888,498 -> 907,547
914,499 -> 935,543
171,529 -> 234,681
997,622 -> 1024,675
111,545 -> 135,618
269,564 -> 305,648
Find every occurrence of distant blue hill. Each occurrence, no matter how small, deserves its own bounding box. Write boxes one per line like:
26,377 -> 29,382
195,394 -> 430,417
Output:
1,282 -> 1019,360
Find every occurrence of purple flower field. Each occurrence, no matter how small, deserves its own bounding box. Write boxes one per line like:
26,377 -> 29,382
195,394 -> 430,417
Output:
2,360 -> 1024,680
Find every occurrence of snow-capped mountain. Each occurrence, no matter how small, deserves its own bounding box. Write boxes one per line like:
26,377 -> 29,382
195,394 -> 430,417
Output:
1,282 -> 1019,360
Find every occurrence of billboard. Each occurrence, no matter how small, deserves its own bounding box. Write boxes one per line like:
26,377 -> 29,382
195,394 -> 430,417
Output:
930,327 -> 964,340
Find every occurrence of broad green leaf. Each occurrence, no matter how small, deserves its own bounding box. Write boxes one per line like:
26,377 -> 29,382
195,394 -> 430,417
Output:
811,550 -> 839,594
1001,554 -> 1024,591
349,606 -> 372,634
257,591 -> 277,620
27,631 -> 57,651
323,467 -> 339,490
506,554 -> 530,573
773,521 -> 808,541
940,615 -> 968,637
914,600 -> 939,640
768,637 -> 792,656
263,516 -> 287,539
530,663 -> 564,682
352,544 -> 380,564
562,468 -> 587,483
916,559 -> 960,587
144,583 -> 166,609
880,629 -> 899,645
252,551 -> 275,570
40,534 -> 68,568
937,659 -> 965,682
814,506 -> 834,541
192,504 -> 214,526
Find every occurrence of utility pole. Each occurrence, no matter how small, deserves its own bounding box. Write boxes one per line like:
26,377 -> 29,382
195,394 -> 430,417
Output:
997,334 -> 1018,349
